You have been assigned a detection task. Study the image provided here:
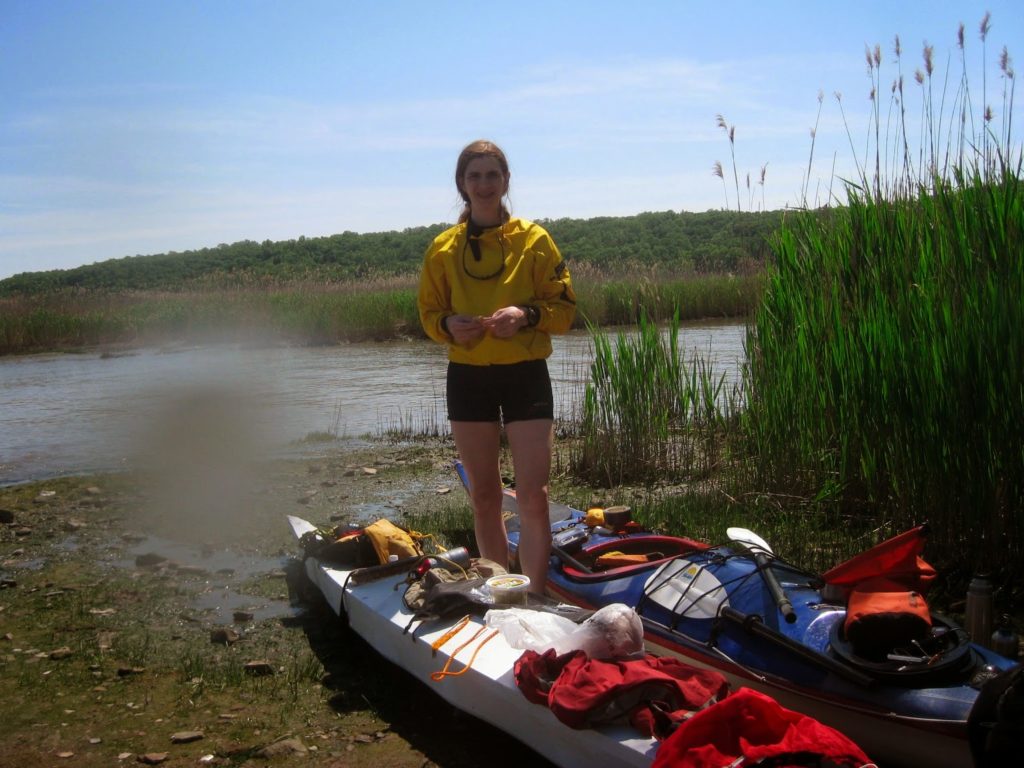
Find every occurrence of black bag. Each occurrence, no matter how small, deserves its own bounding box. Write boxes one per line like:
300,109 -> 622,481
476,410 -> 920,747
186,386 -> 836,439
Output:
968,664 -> 1024,767
403,559 -> 506,621
301,528 -> 378,568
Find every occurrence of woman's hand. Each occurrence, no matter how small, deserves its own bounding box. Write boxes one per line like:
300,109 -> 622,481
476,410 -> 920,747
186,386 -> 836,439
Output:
446,314 -> 486,345
481,306 -> 527,338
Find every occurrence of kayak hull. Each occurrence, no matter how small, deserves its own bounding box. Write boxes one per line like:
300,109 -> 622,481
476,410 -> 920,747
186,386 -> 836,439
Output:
479,474 -> 1021,768
288,515 -> 658,768
547,576 -> 976,768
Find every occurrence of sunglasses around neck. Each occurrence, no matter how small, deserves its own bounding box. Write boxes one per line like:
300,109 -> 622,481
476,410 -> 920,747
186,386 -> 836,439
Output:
462,230 -> 506,280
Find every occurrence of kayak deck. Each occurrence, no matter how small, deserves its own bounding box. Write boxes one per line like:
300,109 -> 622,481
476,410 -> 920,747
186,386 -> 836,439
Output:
288,515 -> 658,768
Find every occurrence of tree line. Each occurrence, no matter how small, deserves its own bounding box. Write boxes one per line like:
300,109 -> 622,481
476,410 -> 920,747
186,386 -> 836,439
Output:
0,209 -> 784,296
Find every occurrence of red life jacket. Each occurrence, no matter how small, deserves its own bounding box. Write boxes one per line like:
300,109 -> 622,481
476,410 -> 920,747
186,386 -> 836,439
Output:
822,525 -> 936,660
843,577 -> 932,658
652,686 -> 872,768
822,525 -> 936,597
514,649 -> 729,738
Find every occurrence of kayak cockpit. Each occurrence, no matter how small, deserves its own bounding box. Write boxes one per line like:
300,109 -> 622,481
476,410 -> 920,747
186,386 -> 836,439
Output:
555,534 -> 709,582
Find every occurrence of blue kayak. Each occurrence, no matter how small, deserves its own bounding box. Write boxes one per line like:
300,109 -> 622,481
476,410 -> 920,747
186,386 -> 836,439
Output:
455,461 -> 1023,768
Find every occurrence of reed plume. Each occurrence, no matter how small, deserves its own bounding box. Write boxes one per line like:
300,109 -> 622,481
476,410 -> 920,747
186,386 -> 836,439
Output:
716,115 -> 742,211
712,160 -> 729,209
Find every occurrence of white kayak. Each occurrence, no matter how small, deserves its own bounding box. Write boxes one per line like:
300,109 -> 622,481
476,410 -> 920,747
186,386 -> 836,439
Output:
287,515 -> 659,768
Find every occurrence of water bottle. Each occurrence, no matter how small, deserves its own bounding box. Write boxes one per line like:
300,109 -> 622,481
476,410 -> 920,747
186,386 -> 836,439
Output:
426,547 -> 472,570
965,574 -> 994,648
991,614 -> 1020,660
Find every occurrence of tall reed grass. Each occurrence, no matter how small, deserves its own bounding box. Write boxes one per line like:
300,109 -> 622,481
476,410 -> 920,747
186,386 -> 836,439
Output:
746,164 -> 1023,573
572,262 -> 762,327
0,269 -> 760,356
744,18 -> 1022,577
569,313 -> 742,486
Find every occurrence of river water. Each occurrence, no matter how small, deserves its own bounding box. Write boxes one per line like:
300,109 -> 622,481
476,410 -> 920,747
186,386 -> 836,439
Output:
0,321 -> 746,485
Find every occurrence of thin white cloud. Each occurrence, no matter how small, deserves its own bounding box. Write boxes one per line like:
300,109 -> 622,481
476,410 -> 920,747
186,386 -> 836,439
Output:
2,26 -> 1014,280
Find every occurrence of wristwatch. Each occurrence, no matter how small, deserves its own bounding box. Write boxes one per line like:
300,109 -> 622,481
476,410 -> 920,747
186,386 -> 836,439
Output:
522,305 -> 540,328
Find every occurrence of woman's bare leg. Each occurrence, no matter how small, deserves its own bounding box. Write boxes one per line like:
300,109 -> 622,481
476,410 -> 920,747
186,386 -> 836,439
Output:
505,418 -> 554,593
451,420 -> 507,568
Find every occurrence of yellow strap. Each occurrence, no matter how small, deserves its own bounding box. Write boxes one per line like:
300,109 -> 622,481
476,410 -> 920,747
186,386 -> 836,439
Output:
430,627 -> 499,681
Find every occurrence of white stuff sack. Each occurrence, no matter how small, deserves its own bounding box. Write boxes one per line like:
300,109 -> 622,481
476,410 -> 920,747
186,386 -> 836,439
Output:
486,603 -> 645,659
571,603 -> 645,659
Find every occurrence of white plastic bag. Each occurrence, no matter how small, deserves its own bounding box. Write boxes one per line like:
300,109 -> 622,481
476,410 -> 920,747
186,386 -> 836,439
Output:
485,607 -> 578,652
486,602 -> 645,659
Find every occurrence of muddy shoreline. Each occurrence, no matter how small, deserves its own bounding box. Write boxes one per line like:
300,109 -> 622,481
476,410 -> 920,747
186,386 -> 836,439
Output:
0,438 -> 552,767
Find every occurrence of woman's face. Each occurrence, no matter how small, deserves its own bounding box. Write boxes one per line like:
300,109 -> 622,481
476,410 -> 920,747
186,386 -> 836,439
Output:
461,156 -> 508,223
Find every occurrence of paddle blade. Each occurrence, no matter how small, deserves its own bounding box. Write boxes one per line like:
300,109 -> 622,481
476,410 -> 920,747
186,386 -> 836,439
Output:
727,526 -> 773,555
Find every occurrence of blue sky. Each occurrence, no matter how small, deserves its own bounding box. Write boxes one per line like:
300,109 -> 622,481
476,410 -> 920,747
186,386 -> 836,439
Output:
2,0 -> 1021,280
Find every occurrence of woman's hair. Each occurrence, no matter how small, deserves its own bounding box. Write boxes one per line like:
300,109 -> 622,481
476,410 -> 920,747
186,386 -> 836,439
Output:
455,139 -> 510,224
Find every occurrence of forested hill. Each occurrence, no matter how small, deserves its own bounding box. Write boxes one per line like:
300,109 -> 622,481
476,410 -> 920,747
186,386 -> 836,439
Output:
0,209 -> 784,295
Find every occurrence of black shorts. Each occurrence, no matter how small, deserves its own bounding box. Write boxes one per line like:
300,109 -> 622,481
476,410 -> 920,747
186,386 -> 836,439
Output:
446,360 -> 554,423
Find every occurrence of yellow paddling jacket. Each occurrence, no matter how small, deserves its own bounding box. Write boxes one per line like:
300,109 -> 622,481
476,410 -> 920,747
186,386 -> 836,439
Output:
418,217 -> 576,365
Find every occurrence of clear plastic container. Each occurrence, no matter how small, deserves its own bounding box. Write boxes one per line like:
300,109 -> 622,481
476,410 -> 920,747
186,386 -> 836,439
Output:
486,574 -> 531,605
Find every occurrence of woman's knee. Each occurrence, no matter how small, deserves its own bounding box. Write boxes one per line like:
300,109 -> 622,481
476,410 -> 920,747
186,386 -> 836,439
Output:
471,485 -> 504,515
514,484 -> 549,517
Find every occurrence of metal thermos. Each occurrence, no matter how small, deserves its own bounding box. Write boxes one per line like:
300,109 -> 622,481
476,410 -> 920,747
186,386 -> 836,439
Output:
991,614 -> 1020,660
965,574 -> 994,648
427,547 -> 471,570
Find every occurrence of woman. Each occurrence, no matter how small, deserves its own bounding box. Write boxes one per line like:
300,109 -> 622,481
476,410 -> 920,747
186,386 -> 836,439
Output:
418,139 -> 576,593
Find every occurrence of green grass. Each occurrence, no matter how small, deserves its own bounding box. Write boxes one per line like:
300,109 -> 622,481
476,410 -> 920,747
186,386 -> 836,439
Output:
568,312 -> 741,487
743,164 -> 1024,578
0,269 -> 762,356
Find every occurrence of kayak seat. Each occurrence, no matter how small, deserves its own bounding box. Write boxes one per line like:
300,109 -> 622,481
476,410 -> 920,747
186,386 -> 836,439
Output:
829,612 -> 975,684
561,536 -> 709,582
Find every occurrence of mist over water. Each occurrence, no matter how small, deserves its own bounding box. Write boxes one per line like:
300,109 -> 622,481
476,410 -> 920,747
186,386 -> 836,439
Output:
0,322 -> 746,486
